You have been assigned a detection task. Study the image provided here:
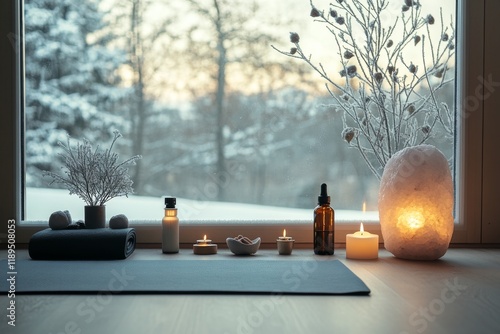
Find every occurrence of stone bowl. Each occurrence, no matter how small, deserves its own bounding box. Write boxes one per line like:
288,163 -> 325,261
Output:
226,237 -> 261,255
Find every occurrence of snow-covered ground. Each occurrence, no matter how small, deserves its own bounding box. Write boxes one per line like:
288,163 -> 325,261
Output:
25,187 -> 378,222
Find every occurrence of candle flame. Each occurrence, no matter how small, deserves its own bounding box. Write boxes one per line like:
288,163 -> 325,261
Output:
360,223 -> 364,235
283,229 -> 286,238
361,202 -> 366,227
203,234 -> 207,241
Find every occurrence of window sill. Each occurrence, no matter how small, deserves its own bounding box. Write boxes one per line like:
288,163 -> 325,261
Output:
15,215 -> 478,245
15,219 -> 381,244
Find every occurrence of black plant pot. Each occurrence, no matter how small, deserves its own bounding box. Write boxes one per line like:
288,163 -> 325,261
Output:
85,205 -> 106,229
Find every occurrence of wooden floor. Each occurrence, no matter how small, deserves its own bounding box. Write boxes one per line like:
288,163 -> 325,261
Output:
1,248 -> 500,334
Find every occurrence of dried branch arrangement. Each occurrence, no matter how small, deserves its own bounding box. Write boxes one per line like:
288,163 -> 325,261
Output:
274,0 -> 455,178
44,130 -> 142,206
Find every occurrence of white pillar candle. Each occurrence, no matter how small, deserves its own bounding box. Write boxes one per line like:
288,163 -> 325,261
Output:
346,223 -> 379,260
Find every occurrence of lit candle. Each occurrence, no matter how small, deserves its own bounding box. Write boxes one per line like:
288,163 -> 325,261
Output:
196,235 -> 212,245
346,223 -> 379,260
278,229 -> 292,241
277,229 -> 294,255
193,234 -> 217,255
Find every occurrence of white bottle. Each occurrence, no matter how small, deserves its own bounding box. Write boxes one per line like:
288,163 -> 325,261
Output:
162,197 -> 179,253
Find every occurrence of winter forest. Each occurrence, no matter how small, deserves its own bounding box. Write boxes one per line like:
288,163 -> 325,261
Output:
24,0 -> 455,219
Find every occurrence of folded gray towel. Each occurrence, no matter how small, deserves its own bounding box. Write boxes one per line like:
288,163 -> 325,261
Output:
29,228 -> 136,260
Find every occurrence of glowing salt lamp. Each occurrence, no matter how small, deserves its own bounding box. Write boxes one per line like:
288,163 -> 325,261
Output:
378,145 -> 454,260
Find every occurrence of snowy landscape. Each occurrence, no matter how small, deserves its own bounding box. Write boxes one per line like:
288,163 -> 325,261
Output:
25,187 -> 378,222
24,0 -> 455,218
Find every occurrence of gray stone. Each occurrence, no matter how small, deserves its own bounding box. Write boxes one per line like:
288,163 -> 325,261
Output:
63,210 -> 72,225
109,214 -> 129,229
49,211 -> 71,230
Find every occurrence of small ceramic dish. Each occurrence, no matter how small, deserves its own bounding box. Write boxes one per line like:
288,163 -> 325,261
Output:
226,237 -> 261,255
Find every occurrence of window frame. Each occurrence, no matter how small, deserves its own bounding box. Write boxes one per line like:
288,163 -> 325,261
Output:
1,0 -> 498,247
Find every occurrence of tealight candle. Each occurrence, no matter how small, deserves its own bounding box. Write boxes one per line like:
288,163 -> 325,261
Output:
346,223 -> 379,260
193,235 -> 217,255
278,229 -> 293,241
277,229 -> 294,255
196,236 -> 212,244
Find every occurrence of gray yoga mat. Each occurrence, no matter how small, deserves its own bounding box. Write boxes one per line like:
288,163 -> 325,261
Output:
0,259 -> 370,295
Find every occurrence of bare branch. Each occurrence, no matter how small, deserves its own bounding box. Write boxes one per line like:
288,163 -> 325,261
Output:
274,0 -> 455,178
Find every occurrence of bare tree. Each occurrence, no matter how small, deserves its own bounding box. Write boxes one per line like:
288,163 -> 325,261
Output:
109,0 -> 177,193
183,0 -> 310,201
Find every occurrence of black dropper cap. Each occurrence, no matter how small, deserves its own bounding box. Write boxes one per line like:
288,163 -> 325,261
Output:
164,196 -> 176,208
318,183 -> 330,205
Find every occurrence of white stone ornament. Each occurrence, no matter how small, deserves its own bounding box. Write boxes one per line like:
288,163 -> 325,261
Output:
378,144 -> 454,260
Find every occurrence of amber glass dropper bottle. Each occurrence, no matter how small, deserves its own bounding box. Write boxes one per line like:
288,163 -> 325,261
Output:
314,183 -> 335,255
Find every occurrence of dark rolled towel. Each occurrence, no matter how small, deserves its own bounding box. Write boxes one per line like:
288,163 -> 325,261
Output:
29,228 -> 136,260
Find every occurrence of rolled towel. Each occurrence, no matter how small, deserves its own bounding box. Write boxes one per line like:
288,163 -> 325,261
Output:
29,228 -> 136,260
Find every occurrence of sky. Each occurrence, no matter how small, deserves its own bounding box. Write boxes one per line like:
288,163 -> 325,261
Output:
96,0 -> 456,105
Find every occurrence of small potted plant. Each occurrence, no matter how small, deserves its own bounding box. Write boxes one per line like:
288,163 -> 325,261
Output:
44,130 -> 142,228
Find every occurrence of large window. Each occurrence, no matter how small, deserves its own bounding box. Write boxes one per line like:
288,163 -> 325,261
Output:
2,0 -> 498,245
23,0 -> 455,222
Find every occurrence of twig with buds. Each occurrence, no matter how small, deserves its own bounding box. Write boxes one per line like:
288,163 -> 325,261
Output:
273,0 -> 455,179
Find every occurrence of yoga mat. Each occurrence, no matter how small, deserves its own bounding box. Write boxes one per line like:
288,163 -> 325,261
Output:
28,228 -> 136,260
0,259 -> 370,295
